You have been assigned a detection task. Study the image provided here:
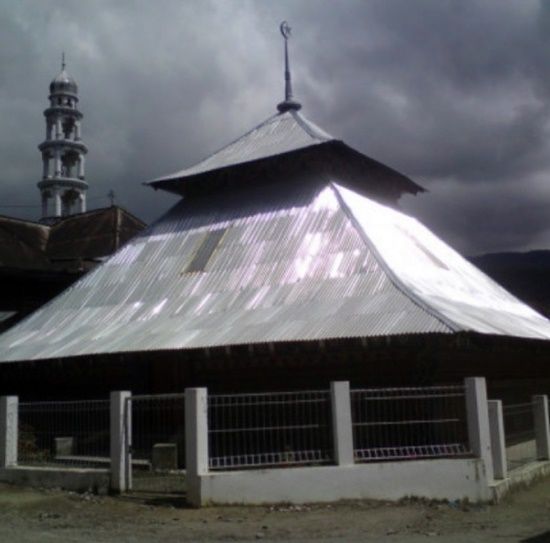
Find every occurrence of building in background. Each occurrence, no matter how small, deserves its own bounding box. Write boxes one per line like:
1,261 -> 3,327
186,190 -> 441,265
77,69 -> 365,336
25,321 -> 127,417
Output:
0,207 -> 145,332
0,59 -> 145,331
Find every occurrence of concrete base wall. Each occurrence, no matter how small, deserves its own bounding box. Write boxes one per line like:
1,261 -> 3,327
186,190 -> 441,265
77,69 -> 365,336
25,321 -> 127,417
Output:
0,466 -> 110,494
195,458 -> 491,506
491,460 -> 550,503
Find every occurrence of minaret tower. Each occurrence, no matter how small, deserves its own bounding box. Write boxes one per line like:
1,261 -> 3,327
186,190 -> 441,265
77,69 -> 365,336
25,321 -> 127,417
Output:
38,54 -> 88,222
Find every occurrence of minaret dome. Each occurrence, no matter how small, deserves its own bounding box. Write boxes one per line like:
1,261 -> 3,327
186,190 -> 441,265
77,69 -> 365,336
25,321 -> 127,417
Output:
49,69 -> 78,95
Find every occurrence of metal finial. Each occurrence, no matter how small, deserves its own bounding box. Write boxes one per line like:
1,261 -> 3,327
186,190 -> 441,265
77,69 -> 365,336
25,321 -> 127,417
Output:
277,21 -> 301,113
280,20 -> 291,40
108,190 -> 116,206
61,51 -> 66,70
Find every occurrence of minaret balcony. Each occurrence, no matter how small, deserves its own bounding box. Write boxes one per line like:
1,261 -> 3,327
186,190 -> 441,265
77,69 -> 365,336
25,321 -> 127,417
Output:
38,177 -> 88,191
43,106 -> 83,119
38,139 -> 88,153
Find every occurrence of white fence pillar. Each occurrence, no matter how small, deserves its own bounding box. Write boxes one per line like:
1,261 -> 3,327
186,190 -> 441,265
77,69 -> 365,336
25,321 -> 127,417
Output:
330,381 -> 354,466
533,395 -> 550,460
0,396 -> 18,468
488,399 -> 507,479
465,377 -> 493,483
185,388 -> 209,507
110,391 -> 131,493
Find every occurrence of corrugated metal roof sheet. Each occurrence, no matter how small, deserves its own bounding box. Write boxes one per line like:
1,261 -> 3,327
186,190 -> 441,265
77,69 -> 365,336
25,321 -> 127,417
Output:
0,182 -> 453,363
150,110 -> 333,184
1,181 -> 549,364
336,184 -> 550,340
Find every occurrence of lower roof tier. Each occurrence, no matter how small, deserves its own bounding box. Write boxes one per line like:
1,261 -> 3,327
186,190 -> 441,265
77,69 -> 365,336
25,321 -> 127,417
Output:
0,179 -> 549,364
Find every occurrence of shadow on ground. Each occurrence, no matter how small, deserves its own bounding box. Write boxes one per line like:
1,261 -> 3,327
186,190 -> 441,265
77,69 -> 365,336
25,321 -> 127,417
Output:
522,531 -> 550,543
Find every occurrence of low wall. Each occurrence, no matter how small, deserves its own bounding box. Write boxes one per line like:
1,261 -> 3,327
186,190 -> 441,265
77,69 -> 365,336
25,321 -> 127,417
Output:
491,460 -> 550,503
194,458 -> 491,506
0,466 -> 110,494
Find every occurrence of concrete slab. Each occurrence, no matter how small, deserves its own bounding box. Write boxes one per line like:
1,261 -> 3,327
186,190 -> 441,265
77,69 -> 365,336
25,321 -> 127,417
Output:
491,460 -> 550,503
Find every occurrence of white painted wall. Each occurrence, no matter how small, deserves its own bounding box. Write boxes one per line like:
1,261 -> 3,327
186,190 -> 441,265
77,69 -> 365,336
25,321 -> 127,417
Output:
110,391 -> 131,493
0,396 -> 18,468
193,458 -> 492,506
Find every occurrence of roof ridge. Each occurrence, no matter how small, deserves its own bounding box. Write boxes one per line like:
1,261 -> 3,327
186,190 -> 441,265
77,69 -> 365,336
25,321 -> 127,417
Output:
0,214 -> 51,228
290,111 -> 334,142
48,206 -> 145,228
329,182 -> 460,333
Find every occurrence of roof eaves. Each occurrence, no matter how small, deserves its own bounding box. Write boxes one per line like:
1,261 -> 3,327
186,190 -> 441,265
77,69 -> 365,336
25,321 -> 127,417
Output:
145,140 -> 335,196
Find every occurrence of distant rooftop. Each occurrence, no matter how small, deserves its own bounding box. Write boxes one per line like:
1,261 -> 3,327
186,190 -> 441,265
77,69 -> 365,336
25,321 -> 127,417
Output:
0,206 -> 145,273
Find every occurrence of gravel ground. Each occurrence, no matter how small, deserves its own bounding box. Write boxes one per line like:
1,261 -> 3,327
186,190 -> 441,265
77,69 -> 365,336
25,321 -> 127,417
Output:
0,479 -> 550,542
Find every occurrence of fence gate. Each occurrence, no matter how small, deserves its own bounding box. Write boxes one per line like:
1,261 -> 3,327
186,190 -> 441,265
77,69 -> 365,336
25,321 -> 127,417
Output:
125,393 -> 186,496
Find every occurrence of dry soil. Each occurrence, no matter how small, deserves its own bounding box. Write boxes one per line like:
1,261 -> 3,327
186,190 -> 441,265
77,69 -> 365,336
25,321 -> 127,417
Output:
0,479 -> 550,542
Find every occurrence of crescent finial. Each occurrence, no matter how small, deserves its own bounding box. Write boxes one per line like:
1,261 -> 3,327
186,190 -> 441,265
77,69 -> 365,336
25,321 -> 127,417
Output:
277,21 -> 301,112
280,21 -> 291,40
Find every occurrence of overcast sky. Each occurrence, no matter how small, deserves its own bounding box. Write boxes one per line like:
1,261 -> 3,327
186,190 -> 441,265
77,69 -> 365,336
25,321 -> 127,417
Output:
1,0 -> 549,256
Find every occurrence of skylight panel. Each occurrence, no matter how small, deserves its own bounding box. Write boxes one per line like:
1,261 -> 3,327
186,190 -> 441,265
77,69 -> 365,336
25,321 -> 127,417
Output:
183,228 -> 227,274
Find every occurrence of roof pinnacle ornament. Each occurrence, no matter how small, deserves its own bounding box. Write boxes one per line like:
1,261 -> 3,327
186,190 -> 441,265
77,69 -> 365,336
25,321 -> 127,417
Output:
61,51 -> 66,70
277,21 -> 302,113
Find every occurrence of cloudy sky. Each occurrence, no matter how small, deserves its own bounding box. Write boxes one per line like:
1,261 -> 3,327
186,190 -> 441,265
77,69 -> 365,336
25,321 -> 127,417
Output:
1,0 -> 549,256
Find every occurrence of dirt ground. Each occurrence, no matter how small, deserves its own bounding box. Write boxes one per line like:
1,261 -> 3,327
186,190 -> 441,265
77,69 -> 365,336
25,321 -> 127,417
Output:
1,480 -> 550,543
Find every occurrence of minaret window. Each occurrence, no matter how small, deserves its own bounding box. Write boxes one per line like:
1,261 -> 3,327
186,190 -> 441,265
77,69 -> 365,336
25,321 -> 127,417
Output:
63,118 -> 75,139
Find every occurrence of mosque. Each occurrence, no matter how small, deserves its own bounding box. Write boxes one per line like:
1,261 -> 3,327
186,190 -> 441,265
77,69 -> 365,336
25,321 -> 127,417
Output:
0,29 -> 549,401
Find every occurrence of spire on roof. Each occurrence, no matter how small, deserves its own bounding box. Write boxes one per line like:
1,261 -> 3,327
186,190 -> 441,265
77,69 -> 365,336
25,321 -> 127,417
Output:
62,51 -> 66,70
277,21 -> 302,113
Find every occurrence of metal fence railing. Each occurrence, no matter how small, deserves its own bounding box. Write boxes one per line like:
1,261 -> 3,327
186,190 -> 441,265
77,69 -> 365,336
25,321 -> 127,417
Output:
503,401 -> 536,471
127,393 -> 186,494
208,390 -> 333,470
18,399 -> 110,467
351,385 -> 470,462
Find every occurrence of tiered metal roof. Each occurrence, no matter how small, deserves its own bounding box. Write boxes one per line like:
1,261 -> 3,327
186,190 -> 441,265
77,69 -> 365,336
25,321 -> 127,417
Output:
1,179 -> 549,363
147,109 -> 424,200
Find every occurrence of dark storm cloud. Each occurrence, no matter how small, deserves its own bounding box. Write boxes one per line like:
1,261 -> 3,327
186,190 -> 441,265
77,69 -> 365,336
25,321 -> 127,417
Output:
0,0 -> 548,254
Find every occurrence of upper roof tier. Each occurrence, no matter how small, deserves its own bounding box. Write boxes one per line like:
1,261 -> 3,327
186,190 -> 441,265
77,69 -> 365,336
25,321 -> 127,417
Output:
49,68 -> 78,95
147,109 -> 425,202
